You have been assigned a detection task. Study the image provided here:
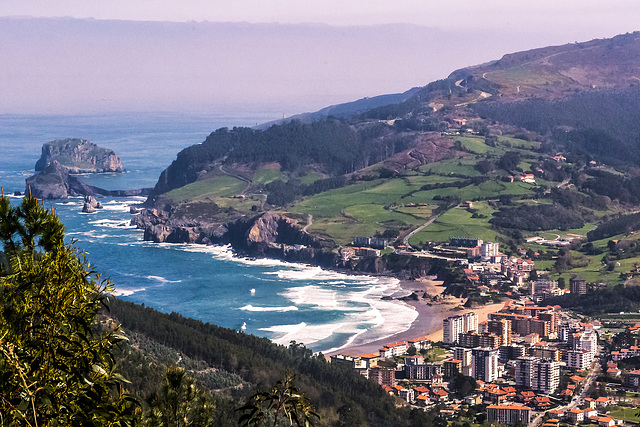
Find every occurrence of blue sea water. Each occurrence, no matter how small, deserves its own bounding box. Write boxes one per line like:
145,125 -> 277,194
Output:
0,112 -> 417,353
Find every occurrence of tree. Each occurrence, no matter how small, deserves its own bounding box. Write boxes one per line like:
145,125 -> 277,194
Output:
237,372 -> 320,427
144,367 -> 213,426
0,194 -> 138,425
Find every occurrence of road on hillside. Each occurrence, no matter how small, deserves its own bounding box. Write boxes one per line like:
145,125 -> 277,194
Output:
302,214 -> 313,233
402,214 -> 440,246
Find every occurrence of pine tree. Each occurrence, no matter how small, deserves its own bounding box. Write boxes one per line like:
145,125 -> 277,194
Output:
0,192 -> 139,425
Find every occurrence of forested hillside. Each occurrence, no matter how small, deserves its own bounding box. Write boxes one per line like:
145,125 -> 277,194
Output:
109,299 -> 444,426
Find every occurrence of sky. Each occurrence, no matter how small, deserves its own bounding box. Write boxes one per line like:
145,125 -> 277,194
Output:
1,1 -> 639,115
2,0 -> 639,33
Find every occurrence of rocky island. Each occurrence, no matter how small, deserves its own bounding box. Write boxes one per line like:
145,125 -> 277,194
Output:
26,139 -> 151,199
35,138 -> 124,174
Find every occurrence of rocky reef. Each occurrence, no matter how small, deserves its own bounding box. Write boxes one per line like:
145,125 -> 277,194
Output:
35,138 -> 124,174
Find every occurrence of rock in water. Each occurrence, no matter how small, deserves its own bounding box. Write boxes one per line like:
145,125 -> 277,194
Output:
26,161 -> 96,199
82,195 -> 103,213
35,138 -> 124,173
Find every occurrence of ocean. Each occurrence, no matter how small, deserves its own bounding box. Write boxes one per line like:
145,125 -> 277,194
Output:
0,112 -> 417,353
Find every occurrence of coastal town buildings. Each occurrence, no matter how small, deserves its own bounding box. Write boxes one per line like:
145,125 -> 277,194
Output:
443,312 -> 478,344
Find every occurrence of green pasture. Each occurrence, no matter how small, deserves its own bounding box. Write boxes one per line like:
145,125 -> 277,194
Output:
409,203 -> 499,245
298,171 -> 327,185
252,164 -> 287,185
164,175 -> 247,204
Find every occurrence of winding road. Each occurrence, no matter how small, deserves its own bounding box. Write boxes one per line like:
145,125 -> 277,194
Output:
302,214 -> 313,233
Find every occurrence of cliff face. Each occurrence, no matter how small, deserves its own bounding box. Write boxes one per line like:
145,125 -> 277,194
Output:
35,138 -> 124,173
26,161 -> 96,199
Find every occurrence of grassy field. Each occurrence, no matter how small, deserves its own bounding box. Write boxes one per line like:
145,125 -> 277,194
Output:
252,163 -> 287,185
409,203 -> 500,245
164,175 -> 247,204
609,406 -> 640,423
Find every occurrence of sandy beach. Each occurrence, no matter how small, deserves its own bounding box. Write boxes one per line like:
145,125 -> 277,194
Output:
328,278 -> 504,356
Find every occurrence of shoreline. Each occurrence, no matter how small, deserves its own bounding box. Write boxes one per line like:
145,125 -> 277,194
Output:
327,278 -> 504,357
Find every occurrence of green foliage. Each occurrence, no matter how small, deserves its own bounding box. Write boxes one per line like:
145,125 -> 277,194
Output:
108,299 -> 427,426
144,367 -> 214,426
0,196 -> 138,425
489,203 -> 584,231
473,86 -> 640,165
237,373 -> 320,427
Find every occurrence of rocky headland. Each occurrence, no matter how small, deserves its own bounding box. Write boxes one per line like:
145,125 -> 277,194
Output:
130,198 -> 443,279
35,138 -> 124,174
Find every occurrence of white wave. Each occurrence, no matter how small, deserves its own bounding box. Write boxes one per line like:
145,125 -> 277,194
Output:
101,202 -> 138,212
240,304 -> 298,312
250,288 -> 256,295
111,287 -> 146,297
146,275 -> 182,283
280,285 -> 355,311
88,218 -> 136,229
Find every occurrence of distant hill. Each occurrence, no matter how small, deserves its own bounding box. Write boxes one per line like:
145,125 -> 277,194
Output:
131,31 -> 640,280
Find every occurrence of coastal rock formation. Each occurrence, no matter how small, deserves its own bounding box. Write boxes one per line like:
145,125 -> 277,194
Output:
35,138 -> 124,174
82,195 -> 103,213
26,161 -> 96,199
25,160 -> 153,199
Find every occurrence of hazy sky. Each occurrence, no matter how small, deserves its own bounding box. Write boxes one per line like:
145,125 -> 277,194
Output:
1,1 -> 639,115
2,0 -> 639,34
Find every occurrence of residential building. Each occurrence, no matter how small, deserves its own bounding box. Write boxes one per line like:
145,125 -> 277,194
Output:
368,367 -> 396,387
488,318 -> 512,345
481,242 -> 500,261
486,405 -> 531,426
570,276 -> 587,295
566,349 -> 591,370
514,357 -> 559,394
499,344 -> 525,363
459,331 -> 502,349
472,347 -> 499,382
442,359 -> 462,379
398,388 -> 415,403
443,312 -> 478,344
405,358 -> 442,381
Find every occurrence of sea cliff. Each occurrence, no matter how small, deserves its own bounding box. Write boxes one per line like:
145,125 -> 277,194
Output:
35,138 -> 124,174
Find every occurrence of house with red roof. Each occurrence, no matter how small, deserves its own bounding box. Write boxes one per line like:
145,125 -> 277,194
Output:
430,388 -> 449,402
567,408 -> 584,424
597,416 -> 616,427
415,394 -> 430,406
534,396 -> 551,410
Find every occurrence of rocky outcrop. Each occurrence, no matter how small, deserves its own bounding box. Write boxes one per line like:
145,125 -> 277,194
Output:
35,138 -> 124,173
25,160 -> 152,199
82,195 -> 103,213
26,161 -> 94,199
131,201 -> 337,264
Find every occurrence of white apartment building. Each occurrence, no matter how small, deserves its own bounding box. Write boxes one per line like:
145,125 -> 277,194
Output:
443,312 -> 479,344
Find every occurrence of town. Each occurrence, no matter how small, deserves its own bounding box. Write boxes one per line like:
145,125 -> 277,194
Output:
331,240 -> 640,426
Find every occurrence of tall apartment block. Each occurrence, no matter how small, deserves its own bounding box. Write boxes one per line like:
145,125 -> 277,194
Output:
443,312 -> 479,344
